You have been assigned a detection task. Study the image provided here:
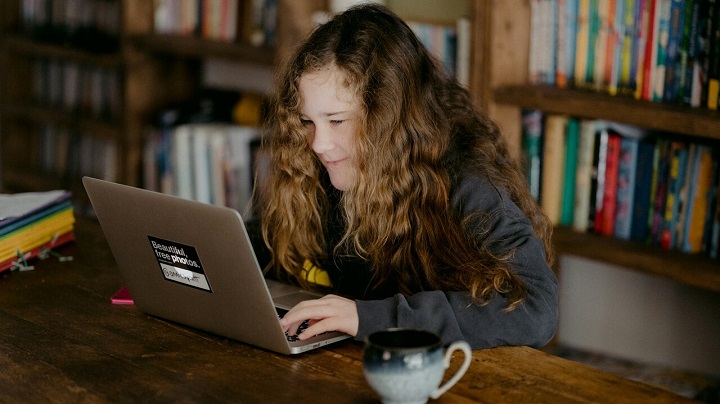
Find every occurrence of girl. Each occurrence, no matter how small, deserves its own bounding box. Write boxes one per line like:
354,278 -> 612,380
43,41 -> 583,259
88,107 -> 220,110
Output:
252,3 -> 558,349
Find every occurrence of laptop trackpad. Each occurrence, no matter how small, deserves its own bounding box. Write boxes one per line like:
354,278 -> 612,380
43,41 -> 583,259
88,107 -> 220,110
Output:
273,290 -> 323,310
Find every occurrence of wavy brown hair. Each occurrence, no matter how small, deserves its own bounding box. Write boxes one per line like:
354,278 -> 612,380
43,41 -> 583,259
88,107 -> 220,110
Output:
259,4 -> 554,309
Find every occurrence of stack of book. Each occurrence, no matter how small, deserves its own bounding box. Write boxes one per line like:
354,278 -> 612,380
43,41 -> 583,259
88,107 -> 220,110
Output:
0,190 -> 75,272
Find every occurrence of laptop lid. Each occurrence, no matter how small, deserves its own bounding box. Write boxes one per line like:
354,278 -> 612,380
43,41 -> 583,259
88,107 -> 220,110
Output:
82,177 -> 350,355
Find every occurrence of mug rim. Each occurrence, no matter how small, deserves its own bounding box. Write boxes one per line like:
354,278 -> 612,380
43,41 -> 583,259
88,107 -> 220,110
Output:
365,328 -> 442,351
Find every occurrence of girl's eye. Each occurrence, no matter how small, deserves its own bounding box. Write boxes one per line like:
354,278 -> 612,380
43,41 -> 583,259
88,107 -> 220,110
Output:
300,119 -> 313,126
330,120 -> 344,125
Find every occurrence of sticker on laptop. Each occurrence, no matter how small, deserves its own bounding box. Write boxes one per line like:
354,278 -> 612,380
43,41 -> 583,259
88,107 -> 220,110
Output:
148,236 -> 212,292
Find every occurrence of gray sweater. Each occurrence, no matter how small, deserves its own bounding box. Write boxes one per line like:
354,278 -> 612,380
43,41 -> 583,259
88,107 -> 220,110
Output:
248,172 -> 558,349
353,172 -> 558,348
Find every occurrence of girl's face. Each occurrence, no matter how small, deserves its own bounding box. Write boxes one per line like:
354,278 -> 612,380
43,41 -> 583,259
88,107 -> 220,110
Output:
299,66 -> 360,191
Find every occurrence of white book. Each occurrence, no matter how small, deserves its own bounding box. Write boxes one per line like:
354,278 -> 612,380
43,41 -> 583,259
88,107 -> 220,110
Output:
225,126 -> 261,215
173,124 -> 194,201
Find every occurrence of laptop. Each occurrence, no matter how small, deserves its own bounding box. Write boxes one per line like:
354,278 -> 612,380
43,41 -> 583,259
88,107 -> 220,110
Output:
83,176 -> 351,354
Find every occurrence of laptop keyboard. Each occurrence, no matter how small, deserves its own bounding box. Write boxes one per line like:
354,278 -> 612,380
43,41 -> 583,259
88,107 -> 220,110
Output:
276,308 -> 310,342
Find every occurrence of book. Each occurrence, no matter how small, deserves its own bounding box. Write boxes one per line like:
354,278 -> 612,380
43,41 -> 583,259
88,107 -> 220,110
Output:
648,139 -> 672,243
615,136 -> 640,239
707,0 -> 720,109
586,0 -> 601,86
639,0 -> 659,100
573,119 -> 600,232
630,139 -> 657,242
681,144 -> 715,253
588,125 -> 608,232
652,0 -> 672,102
706,158 -> 720,258
561,118 -> 580,226
521,109 -> 544,201
0,190 -> 75,272
556,0 -> 578,88
673,142 -> 697,249
679,0 -> 702,105
660,141 -> 689,250
595,130 -> 622,236
693,0 -> 719,107
609,0 -> 626,95
633,0 -> 652,99
593,0 -> 614,91
541,115 -> 568,225
620,0 -> 639,95
662,0 -> 686,103
575,0 -> 592,87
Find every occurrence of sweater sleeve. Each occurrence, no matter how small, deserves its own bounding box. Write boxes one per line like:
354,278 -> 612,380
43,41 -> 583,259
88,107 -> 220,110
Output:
354,174 -> 559,349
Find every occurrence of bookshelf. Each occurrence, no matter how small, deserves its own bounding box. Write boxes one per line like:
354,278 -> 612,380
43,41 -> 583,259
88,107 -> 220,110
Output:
473,0 -> 720,292
0,0 -> 316,203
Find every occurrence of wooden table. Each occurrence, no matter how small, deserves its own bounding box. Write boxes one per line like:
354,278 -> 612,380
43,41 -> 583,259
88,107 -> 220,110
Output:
0,216 -> 695,403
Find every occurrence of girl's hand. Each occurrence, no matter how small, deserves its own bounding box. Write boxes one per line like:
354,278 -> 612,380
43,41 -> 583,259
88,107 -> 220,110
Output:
279,294 -> 359,340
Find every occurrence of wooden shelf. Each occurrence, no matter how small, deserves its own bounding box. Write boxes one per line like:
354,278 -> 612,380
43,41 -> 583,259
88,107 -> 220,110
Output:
494,85 -> 720,141
2,103 -> 122,140
553,227 -> 720,293
0,35 -> 122,67
127,34 -> 275,65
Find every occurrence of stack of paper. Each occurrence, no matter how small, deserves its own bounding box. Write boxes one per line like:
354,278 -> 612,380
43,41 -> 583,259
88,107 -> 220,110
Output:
0,190 -> 75,272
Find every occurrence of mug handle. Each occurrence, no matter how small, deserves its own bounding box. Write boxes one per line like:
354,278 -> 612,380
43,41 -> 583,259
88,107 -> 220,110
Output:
430,341 -> 472,399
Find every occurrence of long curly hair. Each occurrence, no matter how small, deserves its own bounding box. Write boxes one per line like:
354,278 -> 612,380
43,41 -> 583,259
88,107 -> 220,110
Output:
259,4 -> 554,309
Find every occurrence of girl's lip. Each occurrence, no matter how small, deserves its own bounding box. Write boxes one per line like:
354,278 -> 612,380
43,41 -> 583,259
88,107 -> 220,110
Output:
324,158 -> 345,166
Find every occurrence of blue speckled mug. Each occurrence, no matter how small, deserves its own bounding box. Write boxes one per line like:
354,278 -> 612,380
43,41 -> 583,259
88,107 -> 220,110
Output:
363,328 -> 472,404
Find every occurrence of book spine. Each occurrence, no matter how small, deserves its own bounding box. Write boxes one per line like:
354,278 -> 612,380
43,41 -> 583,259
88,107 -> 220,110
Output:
614,136 -> 639,239
652,0 -> 672,102
575,0 -> 591,87
521,109 -> 545,201
662,0 -> 686,103
630,140 -> 656,241
574,119 -> 598,232
599,132 -> 622,236
541,115 -> 569,225
593,128 -> 610,233
561,118 -> 580,226
640,0 -> 658,100
660,141 -> 689,249
682,145 -> 715,252
707,0 -> 720,110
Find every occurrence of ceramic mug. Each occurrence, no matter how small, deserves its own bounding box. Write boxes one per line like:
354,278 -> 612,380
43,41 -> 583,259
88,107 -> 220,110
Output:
362,328 -> 472,404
